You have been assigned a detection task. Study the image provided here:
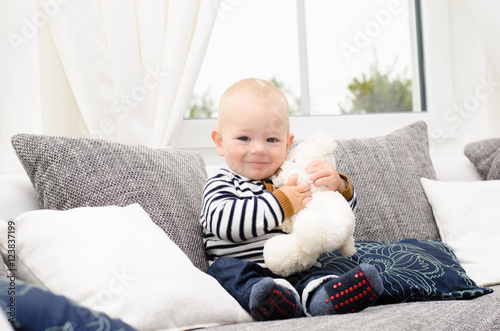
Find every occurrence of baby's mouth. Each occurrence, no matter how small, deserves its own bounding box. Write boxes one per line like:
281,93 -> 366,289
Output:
248,161 -> 268,167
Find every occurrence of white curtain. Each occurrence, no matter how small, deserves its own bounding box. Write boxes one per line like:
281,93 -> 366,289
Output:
458,0 -> 500,136
42,0 -> 219,146
1,0 -> 219,173
460,0 -> 500,77
1,0 -> 42,174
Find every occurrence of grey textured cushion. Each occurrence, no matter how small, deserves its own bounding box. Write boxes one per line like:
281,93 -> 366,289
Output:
333,121 -> 440,241
11,134 -> 209,271
464,138 -> 500,180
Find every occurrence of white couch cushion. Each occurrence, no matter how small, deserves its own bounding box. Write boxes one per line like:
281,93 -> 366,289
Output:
0,204 -> 253,330
421,178 -> 500,286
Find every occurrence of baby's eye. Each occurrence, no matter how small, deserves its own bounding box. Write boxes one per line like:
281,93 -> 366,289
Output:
266,138 -> 278,143
238,137 -> 250,142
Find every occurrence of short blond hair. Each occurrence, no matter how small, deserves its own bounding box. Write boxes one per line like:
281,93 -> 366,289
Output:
217,78 -> 290,131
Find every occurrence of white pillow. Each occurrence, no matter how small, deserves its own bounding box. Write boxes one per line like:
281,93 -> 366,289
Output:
0,204 -> 252,330
421,178 -> 500,286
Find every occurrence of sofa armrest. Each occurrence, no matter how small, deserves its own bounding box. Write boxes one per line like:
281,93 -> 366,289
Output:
0,174 -> 40,220
431,155 -> 482,182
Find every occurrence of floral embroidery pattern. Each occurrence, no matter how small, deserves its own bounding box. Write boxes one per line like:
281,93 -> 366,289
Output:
319,239 -> 493,304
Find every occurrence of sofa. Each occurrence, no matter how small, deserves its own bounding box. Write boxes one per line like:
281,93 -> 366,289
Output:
0,121 -> 499,330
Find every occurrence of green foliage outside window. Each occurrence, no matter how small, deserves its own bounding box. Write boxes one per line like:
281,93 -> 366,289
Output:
186,60 -> 412,119
186,77 -> 300,119
186,90 -> 217,119
339,58 -> 413,114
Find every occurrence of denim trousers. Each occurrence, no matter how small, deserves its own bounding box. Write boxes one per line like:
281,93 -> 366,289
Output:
206,257 -> 344,312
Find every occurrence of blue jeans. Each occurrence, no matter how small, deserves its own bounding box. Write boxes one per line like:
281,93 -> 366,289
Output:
206,257 -> 344,313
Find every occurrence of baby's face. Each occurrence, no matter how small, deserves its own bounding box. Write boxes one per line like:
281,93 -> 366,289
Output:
213,93 -> 293,180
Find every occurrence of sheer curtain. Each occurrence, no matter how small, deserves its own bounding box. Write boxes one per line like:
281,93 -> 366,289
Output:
1,0 -> 219,173
460,0 -> 500,77
459,0 -> 500,136
1,0 -> 42,174
43,0 -> 219,146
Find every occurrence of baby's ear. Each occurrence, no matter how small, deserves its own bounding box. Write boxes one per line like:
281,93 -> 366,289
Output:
211,129 -> 225,156
286,133 -> 295,153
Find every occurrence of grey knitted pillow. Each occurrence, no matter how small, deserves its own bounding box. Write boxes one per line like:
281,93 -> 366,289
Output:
334,121 -> 440,241
11,134 -> 209,271
464,138 -> 500,180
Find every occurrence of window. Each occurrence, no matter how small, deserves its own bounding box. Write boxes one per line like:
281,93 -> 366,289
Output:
187,0 -> 425,119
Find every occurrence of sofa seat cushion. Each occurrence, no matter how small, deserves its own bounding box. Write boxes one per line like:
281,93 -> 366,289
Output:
202,285 -> 500,331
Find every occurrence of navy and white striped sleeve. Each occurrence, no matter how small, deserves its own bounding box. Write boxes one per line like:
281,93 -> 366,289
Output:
200,170 -> 284,243
347,188 -> 357,211
339,173 -> 357,211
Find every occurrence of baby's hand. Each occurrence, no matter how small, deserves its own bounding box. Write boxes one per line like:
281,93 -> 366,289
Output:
306,160 -> 347,192
279,174 -> 312,214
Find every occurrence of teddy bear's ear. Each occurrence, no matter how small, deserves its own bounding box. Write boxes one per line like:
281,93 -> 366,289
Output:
308,130 -> 336,152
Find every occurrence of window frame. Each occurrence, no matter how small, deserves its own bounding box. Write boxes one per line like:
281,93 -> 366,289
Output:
294,0 -> 426,116
175,1 -> 453,165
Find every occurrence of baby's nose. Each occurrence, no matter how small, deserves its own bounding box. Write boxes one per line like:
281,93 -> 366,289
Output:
251,141 -> 266,154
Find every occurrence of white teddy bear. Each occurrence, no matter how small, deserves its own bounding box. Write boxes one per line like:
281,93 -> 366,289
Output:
263,129 -> 357,277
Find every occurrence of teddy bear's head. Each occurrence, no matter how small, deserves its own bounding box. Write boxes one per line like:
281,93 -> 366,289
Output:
271,130 -> 337,193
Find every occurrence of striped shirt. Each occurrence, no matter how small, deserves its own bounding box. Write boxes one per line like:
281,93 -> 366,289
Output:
200,167 -> 357,267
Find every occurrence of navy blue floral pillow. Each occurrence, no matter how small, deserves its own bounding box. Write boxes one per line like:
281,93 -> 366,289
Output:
1,278 -> 135,331
318,239 -> 493,305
